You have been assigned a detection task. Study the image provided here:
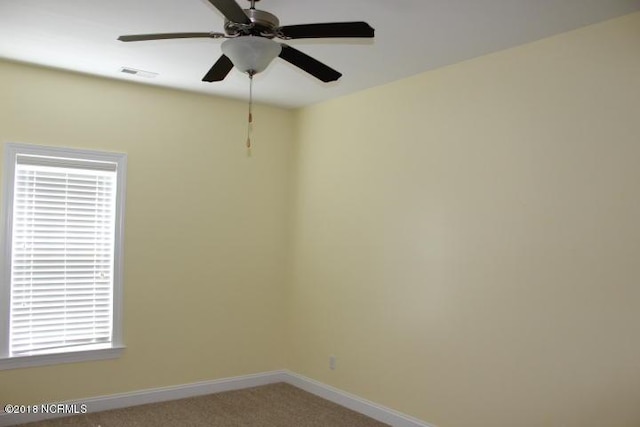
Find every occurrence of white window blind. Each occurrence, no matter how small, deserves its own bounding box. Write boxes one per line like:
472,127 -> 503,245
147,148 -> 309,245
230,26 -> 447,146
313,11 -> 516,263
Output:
9,154 -> 117,356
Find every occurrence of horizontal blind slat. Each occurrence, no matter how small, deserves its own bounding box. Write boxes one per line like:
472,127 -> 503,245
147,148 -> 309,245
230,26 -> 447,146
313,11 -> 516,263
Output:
16,154 -> 117,172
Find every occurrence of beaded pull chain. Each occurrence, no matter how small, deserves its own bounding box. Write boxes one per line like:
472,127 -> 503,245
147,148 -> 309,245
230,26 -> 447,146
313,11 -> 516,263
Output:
246,72 -> 254,157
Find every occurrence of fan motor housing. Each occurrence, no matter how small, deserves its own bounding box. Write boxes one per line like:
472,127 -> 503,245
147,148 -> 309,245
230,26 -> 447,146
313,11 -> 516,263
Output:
225,9 -> 280,37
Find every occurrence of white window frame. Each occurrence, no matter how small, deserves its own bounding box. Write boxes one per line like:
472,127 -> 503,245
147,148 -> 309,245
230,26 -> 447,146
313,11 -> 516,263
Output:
0,143 -> 126,370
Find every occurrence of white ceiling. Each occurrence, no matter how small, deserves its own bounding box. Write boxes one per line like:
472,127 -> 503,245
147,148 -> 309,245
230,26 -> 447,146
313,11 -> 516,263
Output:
1,0 -> 639,108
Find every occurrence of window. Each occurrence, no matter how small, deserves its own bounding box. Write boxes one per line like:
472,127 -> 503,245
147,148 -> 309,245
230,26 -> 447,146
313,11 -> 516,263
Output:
0,143 -> 126,369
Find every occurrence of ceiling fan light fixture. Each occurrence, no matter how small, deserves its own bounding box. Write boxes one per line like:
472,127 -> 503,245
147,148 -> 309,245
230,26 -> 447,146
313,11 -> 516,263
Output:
221,36 -> 282,75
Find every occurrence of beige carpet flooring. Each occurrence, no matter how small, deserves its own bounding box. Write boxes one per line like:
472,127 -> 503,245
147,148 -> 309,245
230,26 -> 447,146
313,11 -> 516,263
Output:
17,383 -> 390,427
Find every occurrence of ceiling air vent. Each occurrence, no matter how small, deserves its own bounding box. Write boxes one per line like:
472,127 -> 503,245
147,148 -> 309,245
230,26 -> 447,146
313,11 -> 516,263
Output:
119,67 -> 158,78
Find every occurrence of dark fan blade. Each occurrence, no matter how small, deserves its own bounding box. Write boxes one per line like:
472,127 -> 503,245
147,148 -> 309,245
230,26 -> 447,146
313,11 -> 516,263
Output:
207,0 -> 250,24
118,32 -> 224,42
277,21 -> 374,39
279,44 -> 341,83
202,55 -> 234,82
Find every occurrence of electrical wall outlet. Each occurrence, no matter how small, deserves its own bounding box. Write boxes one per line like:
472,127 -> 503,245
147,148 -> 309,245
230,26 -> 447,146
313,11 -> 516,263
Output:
329,355 -> 337,370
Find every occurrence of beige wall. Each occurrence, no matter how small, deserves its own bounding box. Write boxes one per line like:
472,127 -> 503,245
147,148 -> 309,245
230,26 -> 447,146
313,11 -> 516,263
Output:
2,11 -> 640,427
289,12 -> 640,427
0,61 -> 295,402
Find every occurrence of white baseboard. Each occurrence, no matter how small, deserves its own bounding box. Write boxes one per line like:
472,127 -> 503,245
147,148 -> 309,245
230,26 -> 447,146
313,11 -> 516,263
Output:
0,370 -> 288,426
0,370 -> 433,427
283,370 -> 434,427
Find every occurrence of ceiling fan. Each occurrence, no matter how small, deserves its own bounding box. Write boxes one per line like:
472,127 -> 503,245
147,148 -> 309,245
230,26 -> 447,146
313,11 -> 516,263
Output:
118,0 -> 375,83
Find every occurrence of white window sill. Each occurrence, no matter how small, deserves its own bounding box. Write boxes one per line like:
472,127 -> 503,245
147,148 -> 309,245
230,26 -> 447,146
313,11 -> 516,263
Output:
0,345 -> 125,370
